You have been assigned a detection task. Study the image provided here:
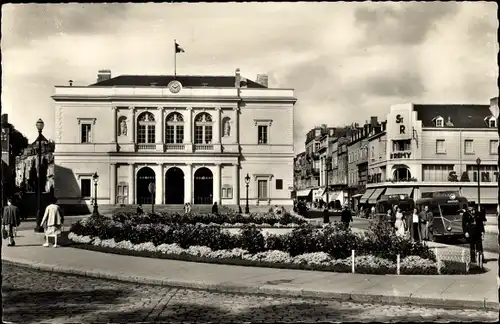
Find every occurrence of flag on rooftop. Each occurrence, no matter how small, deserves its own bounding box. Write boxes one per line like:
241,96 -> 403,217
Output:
175,41 -> 185,53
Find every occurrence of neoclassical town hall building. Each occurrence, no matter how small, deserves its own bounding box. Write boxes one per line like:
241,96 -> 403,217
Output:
52,69 -> 296,209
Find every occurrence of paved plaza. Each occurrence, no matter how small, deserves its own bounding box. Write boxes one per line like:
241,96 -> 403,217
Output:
2,263 -> 498,323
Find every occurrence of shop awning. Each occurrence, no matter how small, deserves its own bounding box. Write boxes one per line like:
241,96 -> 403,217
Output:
352,193 -> 364,198
461,187 -> 497,204
420,187 -> 460,193
359,189 -> 375,204
384,187 -> 414,197
313,188 -> 325,199
296,189 -> 312,197
368,188 -> 386,204
329,190 -> 343,202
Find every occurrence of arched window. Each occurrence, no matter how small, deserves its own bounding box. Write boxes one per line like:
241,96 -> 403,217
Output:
137,112 -> 156,144
194,112 -> 213,144
165,112 -> 184,144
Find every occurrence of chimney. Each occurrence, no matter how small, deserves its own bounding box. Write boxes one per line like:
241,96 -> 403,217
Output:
370,116 -> 378,126
235,68 -> 241,88
97,69 -> 112,83
256,74 -> 269,87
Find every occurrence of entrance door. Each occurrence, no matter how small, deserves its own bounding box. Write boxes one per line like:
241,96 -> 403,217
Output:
165,167 -> 185,204
136,167 -> 155,204
193,167 -> 213,204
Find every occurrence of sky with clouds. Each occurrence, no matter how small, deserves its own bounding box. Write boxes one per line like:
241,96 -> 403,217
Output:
2,2 -> 498,152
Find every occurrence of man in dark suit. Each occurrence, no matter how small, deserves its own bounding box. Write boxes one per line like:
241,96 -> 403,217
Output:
462,208 -> 479,263
2,198 -> 20,247
341,205 -> 353,229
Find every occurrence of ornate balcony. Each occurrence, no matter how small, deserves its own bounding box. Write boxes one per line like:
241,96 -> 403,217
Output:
164,143 -> 185,151
136,143 -> 156,151
194,144 -> 214,151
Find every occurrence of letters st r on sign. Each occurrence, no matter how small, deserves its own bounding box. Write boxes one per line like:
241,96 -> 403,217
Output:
396,114 -> 405,134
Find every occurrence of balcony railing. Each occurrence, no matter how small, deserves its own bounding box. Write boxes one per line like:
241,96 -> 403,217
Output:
136,143 -> 156,151
194,144 -> 214,151
164,143 -> 185,151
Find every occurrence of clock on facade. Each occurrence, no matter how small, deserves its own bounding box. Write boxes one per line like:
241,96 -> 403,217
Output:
168,80 -> 182,93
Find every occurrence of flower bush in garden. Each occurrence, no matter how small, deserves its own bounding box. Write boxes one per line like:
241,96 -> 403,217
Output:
69,214 -> 478,275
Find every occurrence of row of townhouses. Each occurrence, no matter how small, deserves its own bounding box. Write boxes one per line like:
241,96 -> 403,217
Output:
294,97 -> 500,213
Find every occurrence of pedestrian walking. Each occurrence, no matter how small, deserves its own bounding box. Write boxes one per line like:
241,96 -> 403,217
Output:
41,197 -> 64,248
462,208 -> 479,263
2,198 -> 20,247
341,205 -> 352,229
474,208 -> 486,263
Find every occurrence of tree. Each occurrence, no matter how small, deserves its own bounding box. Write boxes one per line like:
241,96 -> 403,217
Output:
8,127 -> 28,157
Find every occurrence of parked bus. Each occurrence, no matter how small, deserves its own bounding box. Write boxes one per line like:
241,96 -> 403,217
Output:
415,191 -> 469,241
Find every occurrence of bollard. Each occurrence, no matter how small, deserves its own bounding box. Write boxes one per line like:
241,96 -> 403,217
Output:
397,254 -> 400,275
479,253 -> 483,269
351,250 -> 355,273
461,249 -> 466,273
435,247 -> 441,275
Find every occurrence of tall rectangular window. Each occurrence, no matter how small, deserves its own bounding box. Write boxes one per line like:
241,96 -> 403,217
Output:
258,180 -> 268,199
464,140 -> 474,154
116,183 -> 129,204
195,125 -> 203,144
490,140 -> 498,155
276,179 -> 283,190
176,126 -> 184,144
81,179 -> 91,198
137,125 -> 147,144
81,124 -> 92,143
422,164 -> 454,182
147,125 -> 156,144
258,125 -> 268,144
436,139 -> 446,154
166,125 -> 175,144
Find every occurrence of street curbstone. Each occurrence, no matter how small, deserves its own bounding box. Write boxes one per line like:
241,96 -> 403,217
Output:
258,285 -> 304,297
300,289 -> 351,301
3,257 -> 498,311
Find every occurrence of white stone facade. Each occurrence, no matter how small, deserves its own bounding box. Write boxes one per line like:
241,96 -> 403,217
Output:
52,77 -> 296,207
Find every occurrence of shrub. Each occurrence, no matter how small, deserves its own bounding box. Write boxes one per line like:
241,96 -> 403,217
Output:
239,224 -> 265,253
286,223 -> 323,256
322,222 -> 362,259
399,256 -> 438,275
265,234 -> 289,251
355,255 -> 395,274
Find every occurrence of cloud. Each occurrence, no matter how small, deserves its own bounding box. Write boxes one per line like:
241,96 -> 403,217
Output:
354,2 -> 459,46
1,3 -> 497,155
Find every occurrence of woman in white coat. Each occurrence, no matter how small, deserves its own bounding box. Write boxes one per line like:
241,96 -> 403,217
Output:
41,197 -> 64,247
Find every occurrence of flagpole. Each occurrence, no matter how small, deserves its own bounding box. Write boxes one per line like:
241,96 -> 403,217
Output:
174,39 -> 177,79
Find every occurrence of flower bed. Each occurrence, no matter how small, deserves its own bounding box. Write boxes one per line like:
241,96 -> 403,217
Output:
110,211 -> 309,228
68,215 -> 483,275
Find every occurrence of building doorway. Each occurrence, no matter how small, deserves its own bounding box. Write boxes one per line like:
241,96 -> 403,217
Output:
194,167 -> 213,204
136,167 -> 155,204
165,167 -> 185,204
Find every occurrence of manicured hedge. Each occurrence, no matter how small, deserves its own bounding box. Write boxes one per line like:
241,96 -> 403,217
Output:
110,211 -> 308,227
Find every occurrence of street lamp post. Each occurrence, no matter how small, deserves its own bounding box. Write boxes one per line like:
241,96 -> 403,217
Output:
92,172 -> 99,216
476,157 -> 481,211
34,118 -> 45,233
244,173 -> 250,214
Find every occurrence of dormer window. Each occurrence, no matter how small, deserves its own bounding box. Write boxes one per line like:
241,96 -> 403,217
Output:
488,116 -> 496,128
433,116 -> 444,127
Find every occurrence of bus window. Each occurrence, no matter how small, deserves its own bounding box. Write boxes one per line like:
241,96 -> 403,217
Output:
439,204 -> 461,216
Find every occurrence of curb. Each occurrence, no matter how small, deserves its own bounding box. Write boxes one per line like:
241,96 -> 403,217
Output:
3,257 -> 498,312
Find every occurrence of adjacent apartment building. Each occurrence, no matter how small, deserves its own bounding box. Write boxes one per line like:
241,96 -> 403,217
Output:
52,69 -> 296,210
364,99 -> 499,212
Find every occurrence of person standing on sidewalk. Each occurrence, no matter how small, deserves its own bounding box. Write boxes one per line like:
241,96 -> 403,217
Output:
473,208 -> 486,263
41,197 -> 64,248
411,208 -> 422,242
341,205 -> 352,229
461,208 -> 478,263
2,198 -> 20,247
418,206 -> 430,241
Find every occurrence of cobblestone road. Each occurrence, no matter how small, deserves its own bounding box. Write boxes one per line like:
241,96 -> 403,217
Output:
2,263 -> 497,323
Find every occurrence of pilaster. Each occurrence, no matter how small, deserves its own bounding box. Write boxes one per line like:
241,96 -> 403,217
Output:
213,164 -> 221,205
110,163 -> 117,204
129,106 -> 136,144
153,164 -> 163,204
232,163 -> 239,205
233,107 -> 239,144
112,106 -> 117,143
185,107 -> 193,152
129,163 -> 135,204
185,163 -> 193,204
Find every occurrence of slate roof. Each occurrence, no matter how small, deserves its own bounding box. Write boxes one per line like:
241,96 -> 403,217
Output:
90,75 -> 267,88
413,104 -> 493,128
